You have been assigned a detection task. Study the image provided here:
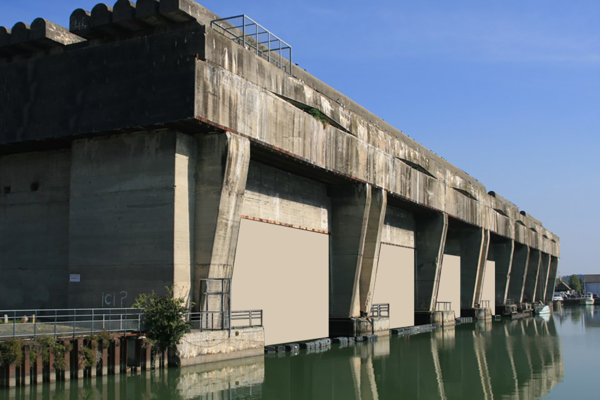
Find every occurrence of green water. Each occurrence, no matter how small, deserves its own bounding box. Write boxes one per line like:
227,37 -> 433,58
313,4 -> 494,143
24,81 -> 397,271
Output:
2,306 -> 599,399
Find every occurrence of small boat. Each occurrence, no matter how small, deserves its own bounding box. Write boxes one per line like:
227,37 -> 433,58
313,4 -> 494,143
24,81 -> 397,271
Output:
534,303 -> 550,315
580,293 -> 594,306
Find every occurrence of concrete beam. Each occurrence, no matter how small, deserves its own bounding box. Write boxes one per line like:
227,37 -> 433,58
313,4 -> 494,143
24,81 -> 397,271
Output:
460,227 -> 490,312
523,249 -> 541,303
193,132 -> 250,311
493,239 -> 514,307
414,212 -> 448,312
544,256 -> 559,302
537,253 -> 551,302
507,243 -> 529,304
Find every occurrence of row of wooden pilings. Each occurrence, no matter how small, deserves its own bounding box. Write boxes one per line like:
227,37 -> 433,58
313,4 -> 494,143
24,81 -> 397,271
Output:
0,334 -> 167,388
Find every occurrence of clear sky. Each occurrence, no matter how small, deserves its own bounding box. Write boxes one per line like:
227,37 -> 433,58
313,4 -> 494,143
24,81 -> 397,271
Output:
2,1 -> 599,276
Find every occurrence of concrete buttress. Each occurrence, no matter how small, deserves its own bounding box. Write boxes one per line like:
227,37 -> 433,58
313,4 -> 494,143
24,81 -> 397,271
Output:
523,249 -> 541,303
414,212 -> 448,323
460,227 -> 490,314
329,184 -> 387,336
508,243 -> 529,305
537,253 -> 551,302
193,132 -> 250,315
545,257 -> 559,302
492,239 -> 515,308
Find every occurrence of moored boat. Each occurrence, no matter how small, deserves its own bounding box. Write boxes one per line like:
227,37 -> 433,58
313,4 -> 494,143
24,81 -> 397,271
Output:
534,302 -> 550,315
580,293 -> 594,306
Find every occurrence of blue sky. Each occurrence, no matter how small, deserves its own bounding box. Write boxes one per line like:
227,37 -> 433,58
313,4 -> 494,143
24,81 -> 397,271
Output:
2,1 -> 599,275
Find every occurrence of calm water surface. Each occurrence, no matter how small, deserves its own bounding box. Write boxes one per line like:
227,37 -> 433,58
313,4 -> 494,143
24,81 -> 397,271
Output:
2,306 -> 599,399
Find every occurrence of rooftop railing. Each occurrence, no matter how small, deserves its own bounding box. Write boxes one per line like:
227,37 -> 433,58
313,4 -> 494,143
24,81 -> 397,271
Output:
211,15 -> 293,75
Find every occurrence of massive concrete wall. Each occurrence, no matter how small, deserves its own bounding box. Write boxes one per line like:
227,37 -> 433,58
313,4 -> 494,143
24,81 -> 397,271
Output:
0,150 -> 71,309
68,132 -> 180,308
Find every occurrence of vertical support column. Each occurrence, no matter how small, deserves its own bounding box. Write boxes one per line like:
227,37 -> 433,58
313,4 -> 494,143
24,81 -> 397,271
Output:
193,132 -> 250,318
414,212 -> 448,325
537,253 -> 551,303
329,184 -> 387,336
460,227 -> 490,317
544,256 -> 559,302
493,239 -> 514,310
358,188 -> 387,316
507,243 -> 529,305
523,249 -> 541,303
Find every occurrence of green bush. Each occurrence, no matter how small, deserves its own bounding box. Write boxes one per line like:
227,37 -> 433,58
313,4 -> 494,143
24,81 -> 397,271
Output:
133,288 -> 192,354
0,339 -> 23,366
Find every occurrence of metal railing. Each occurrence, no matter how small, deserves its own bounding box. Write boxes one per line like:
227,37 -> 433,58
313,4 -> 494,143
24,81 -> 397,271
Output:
0,308 -> 142,339
186,310 -> 262,331
436,302 -> 452,312
211,15 -> 293,75
478,300 -> 491,309
370,303 -> 390,318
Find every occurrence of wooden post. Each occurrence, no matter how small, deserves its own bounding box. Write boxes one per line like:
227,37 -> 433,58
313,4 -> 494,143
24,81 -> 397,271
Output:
47,349 -> 55,383
71,338 -> 83,380
100,343 -> 108,376
62,339 -> 71,381
90,339 -> 98,378
22,346 -> 30,386
35,350 -> 43,384
120,337 -> 128,374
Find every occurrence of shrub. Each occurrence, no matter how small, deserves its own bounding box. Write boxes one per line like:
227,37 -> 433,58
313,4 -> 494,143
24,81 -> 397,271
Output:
0,339 -> 23,366
133,287 -> 192,354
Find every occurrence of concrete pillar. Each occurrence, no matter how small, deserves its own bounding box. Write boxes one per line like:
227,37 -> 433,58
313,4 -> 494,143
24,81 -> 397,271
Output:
193,132 -> 250,316
460,227 -> 490,317
537,253 -> 551,302
544,256 -> 559,302
414,212 -> 449,325
507,243 -> 529,304
329,184 -> 387,336
493,238 -> 514,309
523,249 -> 541,303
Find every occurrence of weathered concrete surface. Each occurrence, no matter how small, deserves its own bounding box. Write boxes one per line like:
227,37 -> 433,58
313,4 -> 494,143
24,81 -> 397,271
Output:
174,327 -> 264,366
523,249 -> 541,303
545,257 -> 559,302
491,238 -> 515,307
414,212 -> 448,313
538,253 -> 551,303
193,133 -> 250,312
459,227 -> 490,313
68,132 -> 178,308
0,150 -> 71,309
329,184 -> 385,319
508,243 -> 530,304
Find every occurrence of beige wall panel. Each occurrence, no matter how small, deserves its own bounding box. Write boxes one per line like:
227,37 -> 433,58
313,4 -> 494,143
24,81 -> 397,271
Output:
232,219 -> 329,345
242,161 -> 330,232
438,254 -> 461,317
372,244 -> 415,328
481,260 -> 496,315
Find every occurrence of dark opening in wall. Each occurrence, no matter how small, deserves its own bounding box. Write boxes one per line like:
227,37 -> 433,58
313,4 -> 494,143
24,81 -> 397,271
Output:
30,182 -> 39,191
3,186 -> 10,194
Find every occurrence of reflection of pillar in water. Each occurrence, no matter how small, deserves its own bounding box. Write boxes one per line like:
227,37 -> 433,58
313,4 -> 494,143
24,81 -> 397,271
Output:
430,338 -> 448,400
350,354 -> 380,400
473,331 -> 493,400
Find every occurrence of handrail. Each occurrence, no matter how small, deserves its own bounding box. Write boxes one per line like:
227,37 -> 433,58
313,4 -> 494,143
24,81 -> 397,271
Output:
0,308 -> 142,339
370,303 -> 390,318
211,14 -> 293,75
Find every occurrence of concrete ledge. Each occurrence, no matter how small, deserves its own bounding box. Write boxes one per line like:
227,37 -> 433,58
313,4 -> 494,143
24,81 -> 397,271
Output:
462,308 -> 493,321
415,311 -> 456,327
174,327 -> 264,367
329,317 -> 389,337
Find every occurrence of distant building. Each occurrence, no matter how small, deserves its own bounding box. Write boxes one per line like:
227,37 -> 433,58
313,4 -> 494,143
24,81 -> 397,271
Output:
582,275 -> 600,296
